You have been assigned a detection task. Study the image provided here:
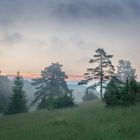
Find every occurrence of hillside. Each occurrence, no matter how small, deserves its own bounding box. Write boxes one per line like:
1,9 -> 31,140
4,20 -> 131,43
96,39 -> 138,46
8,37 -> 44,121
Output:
0,101 -> 140,140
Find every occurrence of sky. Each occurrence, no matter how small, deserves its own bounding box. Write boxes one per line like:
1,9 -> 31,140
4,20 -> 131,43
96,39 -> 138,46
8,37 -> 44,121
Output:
0,0 -> 140,79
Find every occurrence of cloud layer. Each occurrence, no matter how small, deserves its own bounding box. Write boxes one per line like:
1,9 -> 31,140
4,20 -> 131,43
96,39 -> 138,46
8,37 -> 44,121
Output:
0,0 -> 140,78
0,0 -> 140,23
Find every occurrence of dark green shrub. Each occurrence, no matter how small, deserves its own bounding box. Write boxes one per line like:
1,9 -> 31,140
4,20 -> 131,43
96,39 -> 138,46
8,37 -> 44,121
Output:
103,77 -> 122,106
53,93 -> 74,109
136,82 -> 140,101
37,93 -> 74,110
103,77 -> 139,106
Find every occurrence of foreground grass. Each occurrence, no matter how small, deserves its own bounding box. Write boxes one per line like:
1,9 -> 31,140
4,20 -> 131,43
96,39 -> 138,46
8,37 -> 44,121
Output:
0,101 -> 140,140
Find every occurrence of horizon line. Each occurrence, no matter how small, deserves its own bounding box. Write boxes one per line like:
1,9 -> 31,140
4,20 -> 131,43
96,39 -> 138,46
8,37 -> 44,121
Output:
1,73 -> 85,81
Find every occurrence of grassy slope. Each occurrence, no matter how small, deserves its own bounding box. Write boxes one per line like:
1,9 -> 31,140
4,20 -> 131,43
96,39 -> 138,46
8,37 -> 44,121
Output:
0,101 -> 140,140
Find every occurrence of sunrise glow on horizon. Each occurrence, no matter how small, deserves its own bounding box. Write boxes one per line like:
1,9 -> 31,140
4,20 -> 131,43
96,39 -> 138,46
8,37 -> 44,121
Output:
2,72 -> 84,81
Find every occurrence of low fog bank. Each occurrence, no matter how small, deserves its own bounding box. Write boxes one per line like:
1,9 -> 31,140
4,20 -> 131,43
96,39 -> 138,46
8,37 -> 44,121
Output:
24,80 -> 100,105
0,77 -> 99,112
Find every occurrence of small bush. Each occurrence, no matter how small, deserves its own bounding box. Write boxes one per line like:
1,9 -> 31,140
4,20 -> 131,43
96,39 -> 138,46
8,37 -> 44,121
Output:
53,93 -> 74,109
37,93 -> 74,110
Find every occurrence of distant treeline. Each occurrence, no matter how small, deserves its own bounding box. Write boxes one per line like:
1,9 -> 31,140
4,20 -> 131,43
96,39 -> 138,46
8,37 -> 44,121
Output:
0,48 -> 140,115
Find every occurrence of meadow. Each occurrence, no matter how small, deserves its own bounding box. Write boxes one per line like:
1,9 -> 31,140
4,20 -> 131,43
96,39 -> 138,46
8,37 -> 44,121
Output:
0,101 -> 140,140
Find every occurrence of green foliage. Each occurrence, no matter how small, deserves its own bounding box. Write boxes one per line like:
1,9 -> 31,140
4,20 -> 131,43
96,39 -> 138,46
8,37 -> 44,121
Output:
32,63 -> 74,109
104,76 -> 139,106
0,76 -> 12,112
136,82 -> 140,101
121,79 -> 137,105
37,92 -> 74,110
104,59 -> 139,106
103,77 -> 122,106
53,93 -> 74,109
1,101 -> 140,140
5,75 -> 28,115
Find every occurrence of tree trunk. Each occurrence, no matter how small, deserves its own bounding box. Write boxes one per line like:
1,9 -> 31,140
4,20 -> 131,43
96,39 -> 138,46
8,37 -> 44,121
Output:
100,56 -> 103,99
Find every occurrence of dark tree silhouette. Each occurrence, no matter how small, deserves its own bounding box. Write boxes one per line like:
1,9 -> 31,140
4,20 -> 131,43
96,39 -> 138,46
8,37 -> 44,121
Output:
32,63 -> 74,109
6,72 -> 28,114
84,48 -> 115,99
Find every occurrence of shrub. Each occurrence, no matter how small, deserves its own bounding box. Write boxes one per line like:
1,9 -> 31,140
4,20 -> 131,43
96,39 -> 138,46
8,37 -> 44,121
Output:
37,93 -> 74,110
103,77 -> 139,106
53,93 -> 74,109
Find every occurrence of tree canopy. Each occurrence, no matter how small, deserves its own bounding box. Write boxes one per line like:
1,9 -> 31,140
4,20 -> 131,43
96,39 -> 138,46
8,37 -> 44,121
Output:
83,48 -> 115,99
32,63 -> 74,109
5,72 -> 28,114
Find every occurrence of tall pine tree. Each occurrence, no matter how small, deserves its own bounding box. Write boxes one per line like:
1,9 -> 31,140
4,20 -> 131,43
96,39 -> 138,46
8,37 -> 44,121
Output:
5,72 -> 28,114
85,48 -> 115,99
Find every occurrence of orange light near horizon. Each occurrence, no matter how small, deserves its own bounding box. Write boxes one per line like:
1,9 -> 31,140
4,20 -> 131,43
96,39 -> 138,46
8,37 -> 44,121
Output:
2,73 -> 40,79
2,73 -> 84,81
67,75 -> 85,81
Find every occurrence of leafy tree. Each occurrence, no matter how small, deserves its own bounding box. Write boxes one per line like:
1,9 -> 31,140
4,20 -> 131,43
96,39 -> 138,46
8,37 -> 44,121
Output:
117,60 -> 136,83
32,63 -> 74,109
84,48 -> 115,99
5,72 -> 28,114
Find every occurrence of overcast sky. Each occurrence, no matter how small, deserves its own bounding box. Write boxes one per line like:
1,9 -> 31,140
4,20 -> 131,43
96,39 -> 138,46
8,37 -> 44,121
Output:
0,0 -> 140,78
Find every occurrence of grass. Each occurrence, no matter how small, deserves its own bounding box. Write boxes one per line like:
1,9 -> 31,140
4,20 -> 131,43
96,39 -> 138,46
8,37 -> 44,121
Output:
0,101 -> 140,140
